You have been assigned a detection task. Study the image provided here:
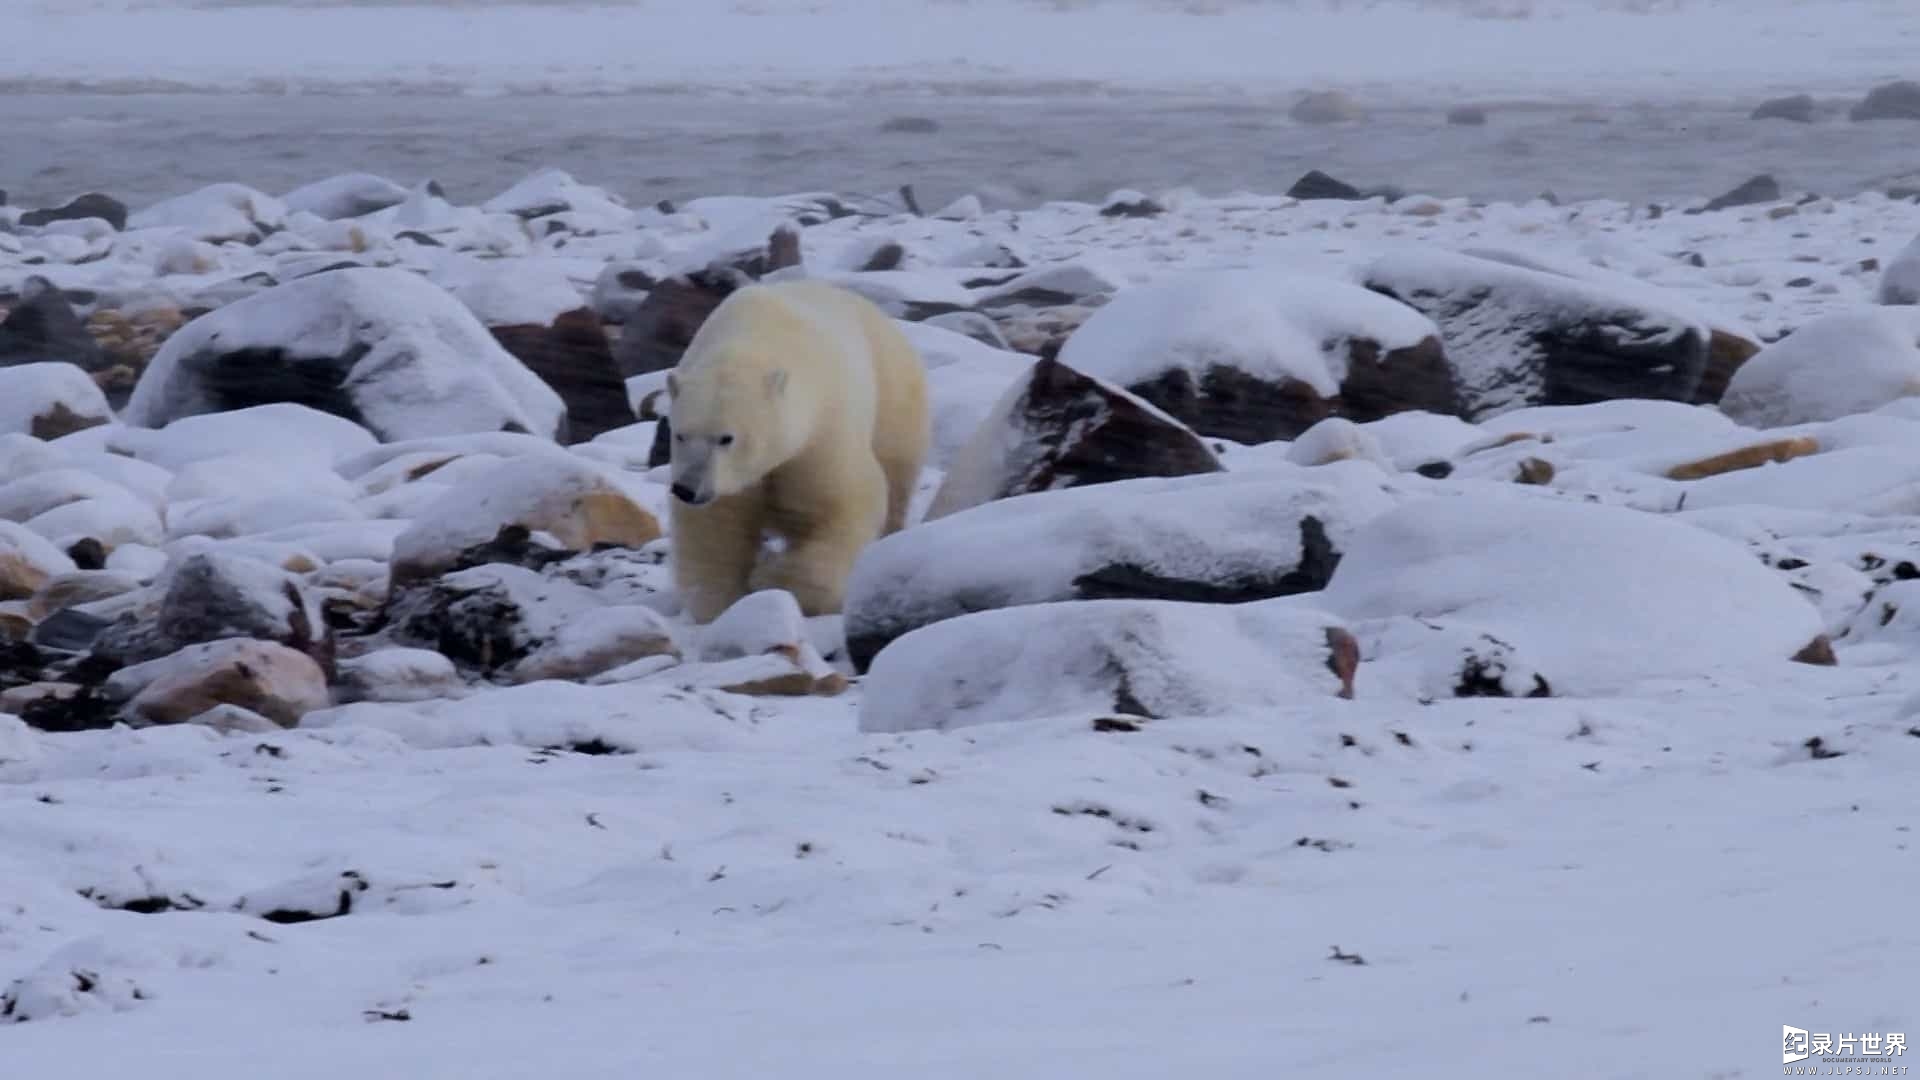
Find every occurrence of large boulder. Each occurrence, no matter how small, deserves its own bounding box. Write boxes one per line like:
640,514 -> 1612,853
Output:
842,463 -> 1398,671
123,267 -> 568,443
859,598 -> 1355,734
1315,493 -> 1828,693
1719,308 -> 1920,427
1361,248 -> 1712,419
1056,268 -> 1457,444
925,355 -> 1223,521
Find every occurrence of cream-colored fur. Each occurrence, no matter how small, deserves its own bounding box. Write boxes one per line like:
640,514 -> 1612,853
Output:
666,279 -> 930,623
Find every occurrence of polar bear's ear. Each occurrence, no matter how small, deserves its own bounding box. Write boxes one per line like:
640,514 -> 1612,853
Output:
765,370 -> 789,397
666,372 -> 679,398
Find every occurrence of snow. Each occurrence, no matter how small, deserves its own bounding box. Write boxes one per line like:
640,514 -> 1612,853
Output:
15,112 -> 1920,1075
1720,307 -> 1920,428
1315,493 -> 1826,693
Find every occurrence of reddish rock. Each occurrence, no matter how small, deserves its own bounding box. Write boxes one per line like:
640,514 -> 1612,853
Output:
490,307 -> 632,444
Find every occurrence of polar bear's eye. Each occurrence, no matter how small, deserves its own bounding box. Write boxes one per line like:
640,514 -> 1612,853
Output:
717,434 -> 735,447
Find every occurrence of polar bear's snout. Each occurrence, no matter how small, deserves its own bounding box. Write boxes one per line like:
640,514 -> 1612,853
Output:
671,482 -> 711,506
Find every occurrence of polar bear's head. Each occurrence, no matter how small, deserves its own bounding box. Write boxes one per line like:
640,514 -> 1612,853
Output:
664,366 -> 790,505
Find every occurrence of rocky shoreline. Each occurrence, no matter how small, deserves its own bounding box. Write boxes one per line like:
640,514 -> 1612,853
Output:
1,157 -> 1919,746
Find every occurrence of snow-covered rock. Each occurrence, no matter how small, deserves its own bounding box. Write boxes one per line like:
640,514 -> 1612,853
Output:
282,173 -> 412,221
844,463 -> 1399,670
0,520 -> 78,600
387,450 -> 662,584
1058,267 -> 1453,443
333,648 -> 464,704
1879,234 -> 1920,306
0,363 -> 113,440
118,638 -> 330,728
1315,494 -> 1829,693
509,604 -> 681,684
107,404 -> 379,472
860,597 -> 1354,733
1362,247 -> 1714,420
127,182 -> 288,242
380,563 -> 606,676
1720,308 -> 1920,427
123,268 -> 569,443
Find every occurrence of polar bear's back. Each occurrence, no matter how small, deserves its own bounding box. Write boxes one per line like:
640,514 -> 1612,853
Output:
689,279 -> 927,455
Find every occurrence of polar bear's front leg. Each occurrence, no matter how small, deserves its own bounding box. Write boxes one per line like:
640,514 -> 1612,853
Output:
670,493 -> 765,624
755,456 -> 887,616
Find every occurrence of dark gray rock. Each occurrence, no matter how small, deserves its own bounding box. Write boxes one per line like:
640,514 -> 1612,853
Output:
19,193 -> 128,231
1751,94 -> 1816,122
1851,81 -> 1920,121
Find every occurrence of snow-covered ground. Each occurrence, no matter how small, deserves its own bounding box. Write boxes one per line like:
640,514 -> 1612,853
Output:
0,0 -> 1911,102
4,96 -> 1920,1080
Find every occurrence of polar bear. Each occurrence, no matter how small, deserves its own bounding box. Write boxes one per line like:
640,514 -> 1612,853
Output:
665,279 -> 931,623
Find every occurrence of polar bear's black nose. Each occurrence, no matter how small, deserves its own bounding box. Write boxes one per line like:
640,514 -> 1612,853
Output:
671,483 -> 705,505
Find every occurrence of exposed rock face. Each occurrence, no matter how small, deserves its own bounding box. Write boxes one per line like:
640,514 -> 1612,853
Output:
488,307 -> 633,443
924,356 -> 1224,521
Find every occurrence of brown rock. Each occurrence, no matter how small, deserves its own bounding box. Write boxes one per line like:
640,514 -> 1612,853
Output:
1664,436 -> 1820,480
1515,457 -> 1556,485
488,306 -> 633,443
29,400 -> 106,440
1691,329 -> 1764,405
1325,626 -> 1359,700
611,271 -> 739,378
925,356 -> 1224,521
1792,635 -> 1837,665
1120,334 -> 1458,445
0,551 -> 52,601
127,639 -> 331,728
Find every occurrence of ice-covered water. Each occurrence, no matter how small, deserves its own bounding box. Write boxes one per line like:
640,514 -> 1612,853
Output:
9,91 -> 1920,214
3,0 -> 1918,210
